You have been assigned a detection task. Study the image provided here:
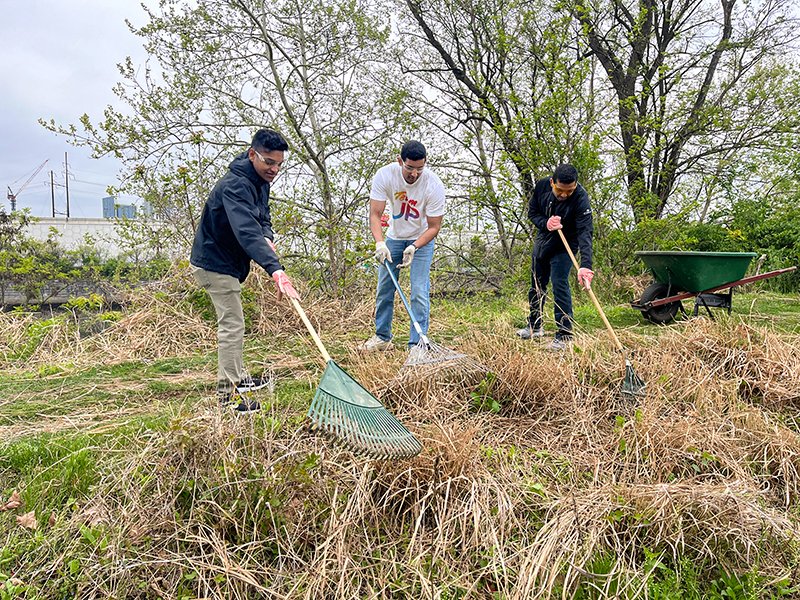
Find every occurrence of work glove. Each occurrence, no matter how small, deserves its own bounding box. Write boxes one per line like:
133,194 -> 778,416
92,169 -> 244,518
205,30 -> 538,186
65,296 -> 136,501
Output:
399,244 -> 416,268
272,269 -> 300,301
577,267 -> 594,290
374,241 -> 392,264
546,216 -> 562,231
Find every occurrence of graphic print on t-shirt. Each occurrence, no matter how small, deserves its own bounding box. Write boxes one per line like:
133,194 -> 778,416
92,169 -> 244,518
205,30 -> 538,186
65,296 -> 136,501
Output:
392,191 -> 420,221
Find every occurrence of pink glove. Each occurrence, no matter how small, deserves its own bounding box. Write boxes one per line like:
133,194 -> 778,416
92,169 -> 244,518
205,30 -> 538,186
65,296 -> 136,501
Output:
578,267 -> 594,289
546,216 -> 562,231
272,269 -> 299,301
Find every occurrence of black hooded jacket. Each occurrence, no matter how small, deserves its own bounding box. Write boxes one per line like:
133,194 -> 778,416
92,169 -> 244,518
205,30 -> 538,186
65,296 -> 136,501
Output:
527,177 -> 593,269
190,152 -> 283,282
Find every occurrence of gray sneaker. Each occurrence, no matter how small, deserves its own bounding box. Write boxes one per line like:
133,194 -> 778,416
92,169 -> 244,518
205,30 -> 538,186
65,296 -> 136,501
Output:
516,327 -> 545,340
546,337 -> 568,352
359,335 -> 394,352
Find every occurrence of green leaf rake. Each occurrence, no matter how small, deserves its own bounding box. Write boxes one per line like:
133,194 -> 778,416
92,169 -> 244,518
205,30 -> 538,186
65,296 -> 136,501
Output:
288,296 -> 422,459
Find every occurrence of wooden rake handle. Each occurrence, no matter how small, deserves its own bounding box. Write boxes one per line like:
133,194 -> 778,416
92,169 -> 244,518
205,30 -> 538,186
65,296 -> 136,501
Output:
289,296 -> 332,363
556,229 -> 625,353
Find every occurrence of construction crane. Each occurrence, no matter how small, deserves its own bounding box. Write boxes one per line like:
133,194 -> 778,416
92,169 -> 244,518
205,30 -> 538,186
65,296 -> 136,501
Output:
7,159 -> 48,212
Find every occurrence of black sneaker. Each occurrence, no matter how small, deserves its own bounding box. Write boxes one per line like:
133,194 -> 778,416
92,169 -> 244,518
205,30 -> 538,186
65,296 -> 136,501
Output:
218,391 -> 261,413
236,373 -> 273,393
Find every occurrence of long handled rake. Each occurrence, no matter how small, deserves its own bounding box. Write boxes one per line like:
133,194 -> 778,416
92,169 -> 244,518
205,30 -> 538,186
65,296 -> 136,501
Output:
556,229 -> 646,398
383,262 -> 485,376
288,296 -> 422,459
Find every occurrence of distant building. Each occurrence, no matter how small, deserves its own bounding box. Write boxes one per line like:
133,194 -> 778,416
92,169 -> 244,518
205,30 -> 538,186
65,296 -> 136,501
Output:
102,196 -> 115,218
102,195 -> 137,219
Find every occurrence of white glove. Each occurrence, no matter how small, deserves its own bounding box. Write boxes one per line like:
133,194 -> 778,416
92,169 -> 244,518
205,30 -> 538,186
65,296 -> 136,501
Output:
546,216 -> 562,231
399,244 -> 416,268
374,241 -> 392,264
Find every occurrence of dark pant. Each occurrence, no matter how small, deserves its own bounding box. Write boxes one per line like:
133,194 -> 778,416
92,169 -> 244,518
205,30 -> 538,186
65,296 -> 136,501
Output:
527,251 -> 574,339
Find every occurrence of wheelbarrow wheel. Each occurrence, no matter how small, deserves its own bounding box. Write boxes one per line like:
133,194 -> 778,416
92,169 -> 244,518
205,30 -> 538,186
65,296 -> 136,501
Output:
639,282 -> 681,324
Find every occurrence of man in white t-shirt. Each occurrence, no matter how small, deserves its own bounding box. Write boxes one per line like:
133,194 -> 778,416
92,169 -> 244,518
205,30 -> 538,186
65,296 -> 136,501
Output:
361,140 -> 446,351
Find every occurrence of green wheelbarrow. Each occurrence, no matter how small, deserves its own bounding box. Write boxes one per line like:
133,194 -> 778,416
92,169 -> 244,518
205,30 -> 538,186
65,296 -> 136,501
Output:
630,251 -> 797,324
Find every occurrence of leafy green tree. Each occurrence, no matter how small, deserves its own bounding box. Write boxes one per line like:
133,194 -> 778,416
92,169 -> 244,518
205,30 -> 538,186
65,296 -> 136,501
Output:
0,219 -> 82,307
44,0 -> 413,293
0,209 -> 32,305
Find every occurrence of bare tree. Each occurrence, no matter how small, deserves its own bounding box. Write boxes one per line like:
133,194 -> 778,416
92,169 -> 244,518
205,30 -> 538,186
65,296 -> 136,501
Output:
573,0 -> 800,221
394,0 -> 614,271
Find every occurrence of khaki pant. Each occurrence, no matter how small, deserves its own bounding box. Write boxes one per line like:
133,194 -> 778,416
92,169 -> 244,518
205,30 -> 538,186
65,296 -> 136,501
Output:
192,266 -> 244,393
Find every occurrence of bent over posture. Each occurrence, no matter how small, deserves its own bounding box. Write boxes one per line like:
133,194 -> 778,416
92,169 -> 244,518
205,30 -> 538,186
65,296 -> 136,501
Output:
519,163 -> 594,351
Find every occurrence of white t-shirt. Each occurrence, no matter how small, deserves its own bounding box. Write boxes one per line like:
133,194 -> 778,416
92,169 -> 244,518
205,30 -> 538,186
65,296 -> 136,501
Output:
370,163 -> 446,240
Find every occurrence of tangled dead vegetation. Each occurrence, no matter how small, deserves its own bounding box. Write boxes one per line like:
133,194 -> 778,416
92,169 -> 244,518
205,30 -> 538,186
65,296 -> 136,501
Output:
5,283 -> 800,597
0,267 -> 374,373
0,267 -> 215,370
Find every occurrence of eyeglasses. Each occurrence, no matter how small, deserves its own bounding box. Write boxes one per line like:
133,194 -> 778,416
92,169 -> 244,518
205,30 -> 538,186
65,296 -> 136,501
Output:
401,162 -> 425,174
551,183 -> 576,198
253,149 -> 283,170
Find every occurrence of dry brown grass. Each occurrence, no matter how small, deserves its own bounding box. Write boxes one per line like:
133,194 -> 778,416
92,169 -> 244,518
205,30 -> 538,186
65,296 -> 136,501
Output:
5,278 -> 800,598
0,267 -> 216,370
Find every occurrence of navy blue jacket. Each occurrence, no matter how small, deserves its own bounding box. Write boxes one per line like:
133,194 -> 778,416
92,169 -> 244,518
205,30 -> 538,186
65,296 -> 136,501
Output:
528,177 -> 593,269
190,152 -> 282,282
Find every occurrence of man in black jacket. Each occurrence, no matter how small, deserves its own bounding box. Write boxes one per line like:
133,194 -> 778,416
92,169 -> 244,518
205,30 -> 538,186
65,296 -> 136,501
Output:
190,128 -> 299,411
517,164 -> 594,351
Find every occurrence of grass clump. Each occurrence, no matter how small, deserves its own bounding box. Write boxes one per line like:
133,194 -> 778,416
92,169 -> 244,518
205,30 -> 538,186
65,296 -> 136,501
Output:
2,270 -> 800,597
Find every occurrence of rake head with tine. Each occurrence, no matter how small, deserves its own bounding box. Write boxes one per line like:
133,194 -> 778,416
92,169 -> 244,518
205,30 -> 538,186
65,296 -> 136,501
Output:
307,360 -> 422,459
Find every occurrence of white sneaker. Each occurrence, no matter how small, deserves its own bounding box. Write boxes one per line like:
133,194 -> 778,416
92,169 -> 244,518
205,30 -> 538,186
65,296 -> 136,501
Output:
546,338 -> 568,352
516,327 -> 545,340
360,335 -> 394,352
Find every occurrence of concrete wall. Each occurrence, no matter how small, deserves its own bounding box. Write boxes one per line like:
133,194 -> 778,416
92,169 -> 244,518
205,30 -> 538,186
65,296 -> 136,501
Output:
25,218 -> 125,257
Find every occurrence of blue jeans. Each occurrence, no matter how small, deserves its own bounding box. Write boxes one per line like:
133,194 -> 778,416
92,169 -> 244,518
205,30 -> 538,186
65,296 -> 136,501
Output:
527,251 -> 574,339
375,238 -> 434,347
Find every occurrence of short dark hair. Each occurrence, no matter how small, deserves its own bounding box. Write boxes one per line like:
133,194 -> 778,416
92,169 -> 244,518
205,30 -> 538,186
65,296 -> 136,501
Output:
400,140 -> 427,162
553,163 -> 578,184
252,128 -> 289,153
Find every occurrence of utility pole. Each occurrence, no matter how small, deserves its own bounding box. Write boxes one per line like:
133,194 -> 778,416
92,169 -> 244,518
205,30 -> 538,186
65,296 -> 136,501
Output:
50,170 -> 56,217
64,152 -> 70,220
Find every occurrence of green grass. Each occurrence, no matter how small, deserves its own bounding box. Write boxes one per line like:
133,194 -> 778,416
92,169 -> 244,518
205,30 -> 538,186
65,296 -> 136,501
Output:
462,289 -> 800,339
3,288 -> 800,599
0,356 -> 215,424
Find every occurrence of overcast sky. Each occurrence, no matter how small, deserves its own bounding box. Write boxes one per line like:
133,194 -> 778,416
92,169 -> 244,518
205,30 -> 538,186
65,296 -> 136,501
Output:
1,1 -> 150,219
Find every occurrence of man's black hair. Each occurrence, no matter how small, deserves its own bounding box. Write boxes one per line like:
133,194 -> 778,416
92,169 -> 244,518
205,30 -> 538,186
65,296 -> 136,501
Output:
252,128 -> 289,153
400,140 -> 427,162
553,163 -> 578,184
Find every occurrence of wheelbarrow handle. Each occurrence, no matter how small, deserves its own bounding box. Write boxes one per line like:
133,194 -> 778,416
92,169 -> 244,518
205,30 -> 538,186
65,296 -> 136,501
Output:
556,229 -> 625,353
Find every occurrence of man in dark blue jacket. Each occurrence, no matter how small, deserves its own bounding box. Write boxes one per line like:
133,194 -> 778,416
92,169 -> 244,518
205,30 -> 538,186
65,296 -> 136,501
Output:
190,128 -> 299,411
517,164 -> 594,351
